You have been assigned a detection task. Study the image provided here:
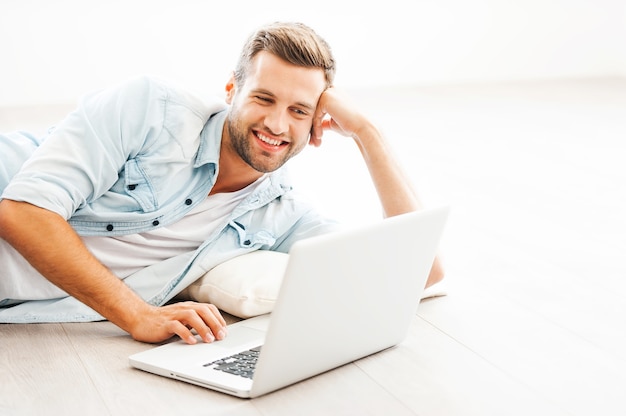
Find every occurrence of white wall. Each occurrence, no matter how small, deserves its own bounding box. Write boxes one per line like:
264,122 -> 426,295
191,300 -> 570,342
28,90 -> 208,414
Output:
1,0 -> 625,106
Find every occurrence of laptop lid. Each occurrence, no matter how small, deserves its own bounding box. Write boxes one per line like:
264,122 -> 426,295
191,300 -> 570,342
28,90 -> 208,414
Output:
249,206 -> 449,397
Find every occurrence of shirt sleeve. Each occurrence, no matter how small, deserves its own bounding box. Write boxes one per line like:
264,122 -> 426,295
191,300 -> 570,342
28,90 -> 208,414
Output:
2,76 -> 167,219
0,131 -> 44,195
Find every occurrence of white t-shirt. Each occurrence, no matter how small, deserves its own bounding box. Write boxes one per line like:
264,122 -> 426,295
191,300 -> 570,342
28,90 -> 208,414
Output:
82,175 -> 267,278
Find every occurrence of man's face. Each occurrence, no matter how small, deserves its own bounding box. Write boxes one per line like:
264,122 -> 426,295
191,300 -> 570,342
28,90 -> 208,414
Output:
224,51 -> 327,173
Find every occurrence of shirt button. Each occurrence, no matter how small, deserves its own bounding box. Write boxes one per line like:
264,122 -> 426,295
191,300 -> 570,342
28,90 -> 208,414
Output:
106,224 -> 114,231
152,220 -> 160,226
185,198 -> 192,205
127,184 -> 136,191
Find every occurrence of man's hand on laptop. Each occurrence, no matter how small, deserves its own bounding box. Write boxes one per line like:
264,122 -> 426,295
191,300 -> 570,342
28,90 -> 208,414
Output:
128,301 -> 228,345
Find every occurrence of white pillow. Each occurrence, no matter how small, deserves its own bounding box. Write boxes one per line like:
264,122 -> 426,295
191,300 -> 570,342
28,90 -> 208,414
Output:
181,251 -> 289,318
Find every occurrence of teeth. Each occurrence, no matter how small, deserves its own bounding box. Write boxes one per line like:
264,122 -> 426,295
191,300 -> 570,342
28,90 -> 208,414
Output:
257,132 -> 283,146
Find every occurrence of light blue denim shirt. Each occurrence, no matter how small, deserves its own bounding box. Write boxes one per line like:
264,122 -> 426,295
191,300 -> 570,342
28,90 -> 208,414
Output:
0,76 -> 339,323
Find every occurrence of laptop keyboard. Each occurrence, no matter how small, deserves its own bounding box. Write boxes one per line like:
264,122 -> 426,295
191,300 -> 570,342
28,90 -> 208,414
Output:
203,346 -> 262,379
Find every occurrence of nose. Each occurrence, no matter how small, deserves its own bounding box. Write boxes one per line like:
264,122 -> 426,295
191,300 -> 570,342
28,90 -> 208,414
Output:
264,107 -> 289,136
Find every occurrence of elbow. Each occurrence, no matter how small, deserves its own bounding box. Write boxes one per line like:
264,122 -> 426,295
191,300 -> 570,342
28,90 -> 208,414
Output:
425,256 -> 445,288
0,199 -> 39,240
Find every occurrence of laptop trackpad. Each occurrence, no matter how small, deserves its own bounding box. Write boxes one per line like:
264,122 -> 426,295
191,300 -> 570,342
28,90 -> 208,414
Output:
208,325 -> 265,350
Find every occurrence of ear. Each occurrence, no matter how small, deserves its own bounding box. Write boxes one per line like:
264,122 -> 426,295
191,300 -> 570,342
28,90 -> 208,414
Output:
225,73 -> 236,104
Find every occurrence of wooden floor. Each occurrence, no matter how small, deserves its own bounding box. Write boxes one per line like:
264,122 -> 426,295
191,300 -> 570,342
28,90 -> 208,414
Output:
2,77 -> 626,415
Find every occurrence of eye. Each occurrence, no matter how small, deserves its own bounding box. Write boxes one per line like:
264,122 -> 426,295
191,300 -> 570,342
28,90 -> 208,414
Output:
290,107 -> 310,118
254,95 -> 273,104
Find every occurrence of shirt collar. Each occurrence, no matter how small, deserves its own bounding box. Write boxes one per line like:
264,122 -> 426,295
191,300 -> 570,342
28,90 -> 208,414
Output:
195,109 -> 227,168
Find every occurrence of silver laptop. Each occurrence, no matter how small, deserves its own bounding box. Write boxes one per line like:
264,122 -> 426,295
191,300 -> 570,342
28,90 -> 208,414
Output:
129,206 -> 449,398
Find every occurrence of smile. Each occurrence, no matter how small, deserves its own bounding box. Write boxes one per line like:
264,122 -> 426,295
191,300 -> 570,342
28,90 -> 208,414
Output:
256,131 -> 286,147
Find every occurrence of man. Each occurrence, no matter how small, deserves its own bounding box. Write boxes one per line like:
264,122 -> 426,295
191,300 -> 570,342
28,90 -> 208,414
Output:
0,22 -> 443,344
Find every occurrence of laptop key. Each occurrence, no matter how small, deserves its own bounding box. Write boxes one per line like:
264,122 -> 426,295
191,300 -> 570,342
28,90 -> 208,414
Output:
203,346 -> 262,379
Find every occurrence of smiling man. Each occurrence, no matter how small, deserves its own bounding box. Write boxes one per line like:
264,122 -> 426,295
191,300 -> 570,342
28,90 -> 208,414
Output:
0,22 -> 443,344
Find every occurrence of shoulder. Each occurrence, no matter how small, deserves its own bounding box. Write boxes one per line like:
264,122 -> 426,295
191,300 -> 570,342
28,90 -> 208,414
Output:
129,76 -> 225,118
78,76 -> 227,145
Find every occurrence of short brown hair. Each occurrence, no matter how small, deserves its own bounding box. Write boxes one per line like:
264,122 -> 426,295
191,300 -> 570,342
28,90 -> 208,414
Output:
234,22 -> 336,88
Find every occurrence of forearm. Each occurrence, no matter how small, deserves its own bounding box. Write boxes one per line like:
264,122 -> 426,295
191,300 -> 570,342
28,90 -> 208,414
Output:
0,199 -> 150,332
352,122 -> 422,217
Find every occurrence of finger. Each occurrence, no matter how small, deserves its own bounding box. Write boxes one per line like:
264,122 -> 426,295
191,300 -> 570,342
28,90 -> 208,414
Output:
176,308 -> 217,343
182,303 -> 227,342
310,118 -> 324,147
167,320 -> 199,345
207,303 -> 227,326
196,304 -> 228,341
310,95 -> 328,147
311,115 -> 338,147
308,131 -> 322,147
